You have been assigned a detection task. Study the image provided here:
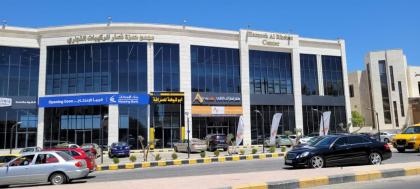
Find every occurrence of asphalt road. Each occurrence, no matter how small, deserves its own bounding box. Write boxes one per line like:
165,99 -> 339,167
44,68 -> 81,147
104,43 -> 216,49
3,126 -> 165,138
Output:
82,150 -> 420,183
308,175 -> 420,189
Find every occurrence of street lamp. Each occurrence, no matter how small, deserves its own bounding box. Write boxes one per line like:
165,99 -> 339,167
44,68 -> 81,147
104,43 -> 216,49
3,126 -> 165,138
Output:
367,108 -> 381,141
313,109 -> 326,136
184,112 -> 190,159
253,110 -> 265,153
10,122 -> 22,154
101,115 -> 108,164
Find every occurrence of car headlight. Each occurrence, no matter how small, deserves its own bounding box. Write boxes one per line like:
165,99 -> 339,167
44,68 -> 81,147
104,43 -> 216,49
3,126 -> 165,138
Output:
409,137 -> 417,142
297,151 -> 310,158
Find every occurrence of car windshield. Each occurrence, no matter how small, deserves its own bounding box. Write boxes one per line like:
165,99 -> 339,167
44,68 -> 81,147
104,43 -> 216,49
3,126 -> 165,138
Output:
307,137 -> 320,145
402,127 -> 420,134
56,151 -> 73,161
310,136 -> 337,147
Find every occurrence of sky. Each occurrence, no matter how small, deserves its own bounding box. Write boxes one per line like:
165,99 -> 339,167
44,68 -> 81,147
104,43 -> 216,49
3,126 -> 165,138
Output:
1,0 -> 419,72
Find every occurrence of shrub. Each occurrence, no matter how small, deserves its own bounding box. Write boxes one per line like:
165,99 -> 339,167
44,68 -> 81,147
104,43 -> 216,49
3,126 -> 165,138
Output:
129,155 -> 137,163
252,148 -> 258,154
155,153 -> 162,161
281,146 -> 286,152
112,157 -> 120,164
239,149 -> 245,155
284,130 -> 293,136
269,146 -> 276,153
171,153 -> 178,160
214,149 -> 220,157
200,151 -> 206,158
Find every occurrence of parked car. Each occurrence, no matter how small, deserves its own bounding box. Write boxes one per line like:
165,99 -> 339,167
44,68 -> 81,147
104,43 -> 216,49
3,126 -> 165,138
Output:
264,135 -> 294,147
55,143 -> 80,148
293,136 -> 320,149
299,133 -> 319,144
288,135 -> 298,145
108,142 -> 130,158
285,135 -> 392,169
174,138 -> 207,152
19,147 -> 42,154
44,147 -> 96,172
81,143 -> 101,158
0,154 -> 19,166
205,134 -> 229,151
0,151 -> 89,187
374,131 -> 396,143
392,124 -> 420,153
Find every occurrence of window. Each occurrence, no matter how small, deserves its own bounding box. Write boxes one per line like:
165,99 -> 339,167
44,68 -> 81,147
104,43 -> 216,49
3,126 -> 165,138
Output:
154,43 -> 180,92
9,155 -> 35,166
349,85 -> 354,97
393,101 -> 399,127
347,136 -> 368,144
379,60 -> 392,124
418,82 -> 420,95
322,56 -> 344,96
302,105 -> 347,135
390,66 -> 395,91
334,137 -> 347,146
35,153 -> 59,164
398,81 -> 405,117
300,54 -> 318,95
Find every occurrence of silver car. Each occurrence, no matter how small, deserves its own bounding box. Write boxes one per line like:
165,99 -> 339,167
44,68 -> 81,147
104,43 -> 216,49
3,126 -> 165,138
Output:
0,151 -> 89,187
174,138 -> 207,152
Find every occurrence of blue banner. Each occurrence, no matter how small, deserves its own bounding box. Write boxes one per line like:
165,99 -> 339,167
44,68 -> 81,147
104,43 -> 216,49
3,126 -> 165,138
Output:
38,93 -> 149,108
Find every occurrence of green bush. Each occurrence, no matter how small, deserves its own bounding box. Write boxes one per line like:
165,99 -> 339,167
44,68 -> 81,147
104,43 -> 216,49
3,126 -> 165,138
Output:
269,146 -> 276,153
214,149 -> 220,157
252,148 -> 258,154
239,149 -> 245,155
129,155 -> 137,163
171,152 -> 178,160
155,153 -> 162,161
112,157 -> 120,164
281,146 -> 286,152
200,151 -> 206,158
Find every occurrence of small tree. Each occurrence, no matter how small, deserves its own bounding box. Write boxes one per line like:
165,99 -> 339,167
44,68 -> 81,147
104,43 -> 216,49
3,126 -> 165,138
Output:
138,135 -> 155,162
112,157 -> 120,164
214,149 -> 220,157
268,146 -> 276,153
171,153 -> 178,160
200,151 -> 206,158
226,133 -> 235,155
351,111 -> 365,133
251,148 -> 258,154
129,155 -> 137,163
155,153 -> 161,161
239,149 -> 245,155
281,146 -> 286,152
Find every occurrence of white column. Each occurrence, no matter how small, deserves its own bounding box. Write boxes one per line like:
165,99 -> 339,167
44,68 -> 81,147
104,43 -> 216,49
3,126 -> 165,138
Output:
339,40 -> 352,132
108,105 -> 119,145
147,42 -> 154,141
179,38 -> 192,139
239,30 -> 251,145
36,43 -> 47,148
292,48 -> 303,132
317,54 -> 324,96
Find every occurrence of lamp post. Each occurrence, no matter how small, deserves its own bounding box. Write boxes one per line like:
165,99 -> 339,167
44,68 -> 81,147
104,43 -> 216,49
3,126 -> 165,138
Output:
367,108 -> 381,141
313,109 -> 325,136
185,112 -> 190,159
253,110 -> 265,153
9,122 -> 22,154
101,115 -> 108,164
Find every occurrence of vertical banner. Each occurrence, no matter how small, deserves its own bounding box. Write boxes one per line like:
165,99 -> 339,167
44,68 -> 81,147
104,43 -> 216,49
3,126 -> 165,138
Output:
235,116 -> 245,146
319,111 -> 331,136
270,113 -> 282,145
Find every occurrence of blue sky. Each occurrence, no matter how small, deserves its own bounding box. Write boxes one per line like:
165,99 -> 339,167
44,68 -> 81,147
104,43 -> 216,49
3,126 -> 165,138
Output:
1,0 -> 419,72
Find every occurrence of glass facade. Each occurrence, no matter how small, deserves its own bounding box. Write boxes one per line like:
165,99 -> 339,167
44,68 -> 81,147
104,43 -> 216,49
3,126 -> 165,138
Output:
300,54 -> 318,95
154,43 -> 180,92
302,106 -> 347,135
398,81 -> 405,117
119,105 -> 148,149
46,43 -> 148,94
152,104 -> 183,148
249,50 -> 293,95
0,46 -> 39,149
378,60 -> 392,124
192,117 -> 239,140
250,105 -> 295,144
191,45 -> 241,93
322,55 -> 344,96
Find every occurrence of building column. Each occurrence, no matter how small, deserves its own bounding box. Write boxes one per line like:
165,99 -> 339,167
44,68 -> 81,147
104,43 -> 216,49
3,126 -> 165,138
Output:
36,43 -> 47,148
108,105 -> 119,145
147,42 -> 154,141
292,48 -> 303,133
36,108 -> 45,148
239,30 -> 251,146
339,40 -> 352,132
179,38 -> 192,139
317,54 -> 324,96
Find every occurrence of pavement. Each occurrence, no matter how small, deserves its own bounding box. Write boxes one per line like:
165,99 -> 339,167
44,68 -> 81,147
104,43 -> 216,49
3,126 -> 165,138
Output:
308,175 -> 420,189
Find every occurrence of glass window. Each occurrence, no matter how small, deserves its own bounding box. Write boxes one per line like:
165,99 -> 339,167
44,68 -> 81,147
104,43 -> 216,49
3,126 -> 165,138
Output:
35,153 -> 59,164
322,56 -> 344,96
347,136 -> 369,144
154,43 -> 179,92
300,54 -> 318,95
334,137 -> 347,146
349,85 -> 354,97
398,81 -> 405,117
9,155 -> 35,166
378,61 -> 392,123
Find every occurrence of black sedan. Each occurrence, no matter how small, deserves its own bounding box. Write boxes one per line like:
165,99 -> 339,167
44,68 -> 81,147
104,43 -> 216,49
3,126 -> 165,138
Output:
285,135 -> 392,168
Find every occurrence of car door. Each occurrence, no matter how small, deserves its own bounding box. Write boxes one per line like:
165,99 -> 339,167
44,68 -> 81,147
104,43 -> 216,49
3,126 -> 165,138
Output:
2,154 -> 36,185
324,137 -> 351,166
347,136 -> 370,164
31,153 -> 60,183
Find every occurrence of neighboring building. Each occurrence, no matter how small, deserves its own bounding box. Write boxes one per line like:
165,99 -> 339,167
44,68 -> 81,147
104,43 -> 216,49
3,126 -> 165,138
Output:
0,23 -> 351,149
348,71 -> 372,127
407,66 -> 420,124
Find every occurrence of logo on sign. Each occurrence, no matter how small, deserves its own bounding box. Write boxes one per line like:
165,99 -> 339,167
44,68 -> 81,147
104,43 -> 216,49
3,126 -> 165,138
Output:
109,96 -> 116,103
0,97 -> 12,107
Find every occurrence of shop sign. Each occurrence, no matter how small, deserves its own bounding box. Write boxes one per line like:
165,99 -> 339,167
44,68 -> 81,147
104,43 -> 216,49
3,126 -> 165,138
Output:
67,33 -> 155,45
192,92 -> 241,105
38,93 -> 149,108
246,31 -> 293,47
0,97 -> 12,107
150,92 -> 184,104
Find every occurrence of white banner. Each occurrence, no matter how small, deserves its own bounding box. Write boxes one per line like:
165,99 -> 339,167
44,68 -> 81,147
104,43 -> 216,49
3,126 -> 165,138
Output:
319,111 -> 331,136
235,116 -> 245,146
270,113 -> 282,145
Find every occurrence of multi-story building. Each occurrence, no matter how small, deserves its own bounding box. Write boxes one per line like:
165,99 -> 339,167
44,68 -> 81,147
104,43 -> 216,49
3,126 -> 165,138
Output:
0,23 -> 351,149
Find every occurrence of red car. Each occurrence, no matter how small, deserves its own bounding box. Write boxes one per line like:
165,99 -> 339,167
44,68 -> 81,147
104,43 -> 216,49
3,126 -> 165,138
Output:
44,147 -> 96,172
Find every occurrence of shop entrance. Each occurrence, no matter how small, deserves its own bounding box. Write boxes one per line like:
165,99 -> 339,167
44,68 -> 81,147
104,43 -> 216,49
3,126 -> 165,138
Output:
192,117 -> 239,140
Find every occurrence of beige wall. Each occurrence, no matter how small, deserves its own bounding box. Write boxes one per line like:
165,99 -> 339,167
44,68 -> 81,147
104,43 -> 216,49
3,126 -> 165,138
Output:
348,71 -> 373,127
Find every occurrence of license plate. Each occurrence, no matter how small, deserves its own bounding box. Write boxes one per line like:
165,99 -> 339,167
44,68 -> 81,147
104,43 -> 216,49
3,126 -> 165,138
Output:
285,160 -> 292,164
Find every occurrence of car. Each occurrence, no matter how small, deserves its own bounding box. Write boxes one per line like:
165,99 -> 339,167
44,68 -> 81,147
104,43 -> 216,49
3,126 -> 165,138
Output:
0,154 -> 19,166
174,138 -> 207,153
81,143 -> 101,158
299,133 -> 319,144
374,131 -> 396,143
285,134 -> 392,169
19,147 -> 42,154
288,135 -> 298,145
109,142 -> 130,158
0,151 -> 89,187
44,148 -> 96,172
264,135 -> 294,147
293,136 -> 320,149
55,143 -> 80,148
392,124 -> 420,153
205,134 -> 229,151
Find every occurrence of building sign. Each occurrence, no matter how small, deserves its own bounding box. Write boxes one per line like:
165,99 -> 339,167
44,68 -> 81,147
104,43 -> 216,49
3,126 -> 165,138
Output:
67,33 -> 155,45
0,97 -> 37,109
38,93 -> 149,108
150,92 -> 184,104
0,97 -> 12,107
246,31 -> 293,47
192,92 -> 241,105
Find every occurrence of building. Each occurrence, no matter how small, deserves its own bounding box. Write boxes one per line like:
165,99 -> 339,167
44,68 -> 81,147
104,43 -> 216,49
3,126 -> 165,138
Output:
0,23 -> 351,149
407,66 -> 420,124
349,49 -> 419,131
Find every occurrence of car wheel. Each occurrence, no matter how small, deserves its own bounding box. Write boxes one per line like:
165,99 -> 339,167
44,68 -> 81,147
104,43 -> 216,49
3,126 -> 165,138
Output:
384,138 -> 389,143
369,152 -> 382,165
397,148 -> 405,153
309,155 -> 324,169
50,172 -> 67,185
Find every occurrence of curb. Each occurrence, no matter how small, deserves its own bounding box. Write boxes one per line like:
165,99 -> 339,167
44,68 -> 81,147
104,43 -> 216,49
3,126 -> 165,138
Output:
96,152 -> 284,171
103,145 -> 265,154
223,167 -> 420,189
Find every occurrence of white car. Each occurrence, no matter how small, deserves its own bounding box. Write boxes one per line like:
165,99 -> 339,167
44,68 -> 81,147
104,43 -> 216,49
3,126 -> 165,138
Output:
379,132 -> 396,143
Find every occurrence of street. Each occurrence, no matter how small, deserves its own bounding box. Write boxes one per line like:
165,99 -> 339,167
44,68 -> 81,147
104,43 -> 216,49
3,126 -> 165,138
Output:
308,175 -> 420,189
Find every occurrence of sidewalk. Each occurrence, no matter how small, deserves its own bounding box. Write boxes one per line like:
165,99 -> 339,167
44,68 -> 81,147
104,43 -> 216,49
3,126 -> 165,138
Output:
29,161 -> 420,189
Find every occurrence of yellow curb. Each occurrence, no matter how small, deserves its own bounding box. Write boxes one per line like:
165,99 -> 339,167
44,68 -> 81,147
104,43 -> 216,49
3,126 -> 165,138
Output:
355,171 -> 382,181
109,164 -> 118,170
272,153 -> 279,158
218,157 -> 226,162
96,165 -> 102,171
158,161 -> 166,166
246,155 -> 253,160
125,163 -> 135,169
405,167 -> 418,176
232,155 -> 240,161
299,176 -> 329,188
259,154 -> 266,159
173,159 -> 182,165
203,158 -> 211,163
233,182 -> 268,189
189,159 -> 197,164
141,162 -> 150,168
